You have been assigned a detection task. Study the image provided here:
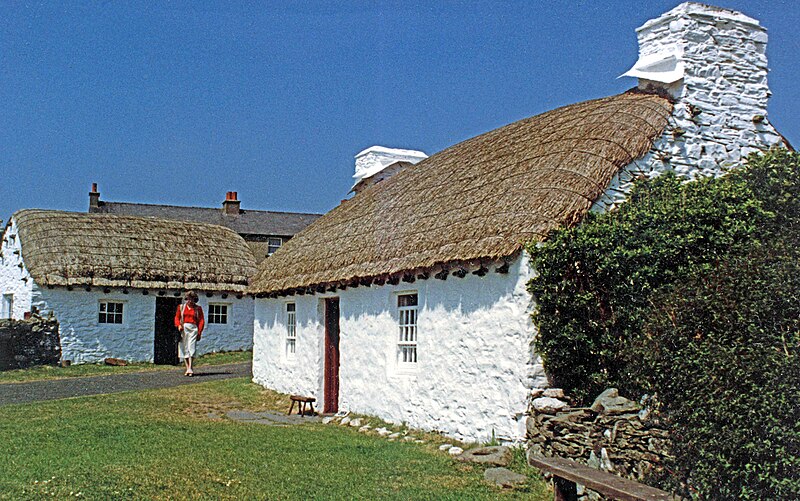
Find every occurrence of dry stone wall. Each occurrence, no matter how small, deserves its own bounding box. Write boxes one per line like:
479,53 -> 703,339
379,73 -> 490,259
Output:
526,388 -> 672,498
0,315 -> 60,370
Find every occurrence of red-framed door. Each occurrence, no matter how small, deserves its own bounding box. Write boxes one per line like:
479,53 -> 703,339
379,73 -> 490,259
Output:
323,298 -> 340,414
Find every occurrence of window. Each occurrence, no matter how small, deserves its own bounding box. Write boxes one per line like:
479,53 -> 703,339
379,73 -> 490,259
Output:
267,237 -> 283,255
208,304 -> 229,324
397,293 -> 418,365
98,301 -> 123,324
1,294 -> 13,319
286,303 -> 296,357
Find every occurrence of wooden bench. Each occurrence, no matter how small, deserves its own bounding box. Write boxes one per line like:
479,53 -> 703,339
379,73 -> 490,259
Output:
287,395 -> 316,417
528,454 -> 679,501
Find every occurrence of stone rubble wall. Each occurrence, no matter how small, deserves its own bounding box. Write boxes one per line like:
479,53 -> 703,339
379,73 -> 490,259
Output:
0,315 -> 60,370
0,218 -> 35,319
526,388 -> 672,499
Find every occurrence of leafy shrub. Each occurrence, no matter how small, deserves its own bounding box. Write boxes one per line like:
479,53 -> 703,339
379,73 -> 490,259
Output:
526,149 -> 800,497
526,166 -> 768,402
640,243 -> 800,498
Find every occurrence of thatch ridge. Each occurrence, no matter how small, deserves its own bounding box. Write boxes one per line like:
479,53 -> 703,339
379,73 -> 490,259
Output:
14,210 -> 257,291
249,90 -> 673,294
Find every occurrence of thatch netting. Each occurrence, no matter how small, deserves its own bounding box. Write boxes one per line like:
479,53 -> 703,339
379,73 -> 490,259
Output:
249,90 -> 673,294
14,210 -> 256,292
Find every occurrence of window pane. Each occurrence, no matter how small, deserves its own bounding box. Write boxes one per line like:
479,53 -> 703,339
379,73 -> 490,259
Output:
286,303 -> 297,356
398,293 -> 418,307
268,237 -> 283,255
99,302 -> 123,324
397,293 -> 418,365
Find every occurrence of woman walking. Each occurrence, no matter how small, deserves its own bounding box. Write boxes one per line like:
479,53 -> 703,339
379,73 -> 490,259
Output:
175,291 -> 204,376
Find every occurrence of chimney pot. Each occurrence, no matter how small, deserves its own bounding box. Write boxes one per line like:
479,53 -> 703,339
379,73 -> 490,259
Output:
222,191 -> 241,215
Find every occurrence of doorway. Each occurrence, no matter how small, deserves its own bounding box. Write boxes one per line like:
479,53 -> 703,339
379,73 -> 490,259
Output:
154,296 -> 181,365
323,297 -> 340,414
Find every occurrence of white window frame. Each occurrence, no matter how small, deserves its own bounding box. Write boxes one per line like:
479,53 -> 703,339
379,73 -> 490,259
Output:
1,294 -> 13,319
207,303 -> 230,324
285,302 -> 297,358
98,300 -> 124,325
267,237 -> 283,255
396,292 -> 418,370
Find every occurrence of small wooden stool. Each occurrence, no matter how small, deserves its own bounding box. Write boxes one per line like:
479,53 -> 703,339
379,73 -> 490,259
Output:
288,395 -> 316,416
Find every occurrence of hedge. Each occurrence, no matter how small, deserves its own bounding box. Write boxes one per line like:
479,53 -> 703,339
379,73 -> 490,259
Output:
526,149 -> 800,498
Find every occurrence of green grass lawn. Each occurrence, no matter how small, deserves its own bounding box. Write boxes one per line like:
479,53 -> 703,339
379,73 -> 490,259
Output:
0,378 -> 550,500
0,350 -> 252,384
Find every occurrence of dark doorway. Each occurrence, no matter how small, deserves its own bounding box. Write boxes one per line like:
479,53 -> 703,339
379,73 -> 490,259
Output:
154,296 -> 181,365
323,297 -> 340,414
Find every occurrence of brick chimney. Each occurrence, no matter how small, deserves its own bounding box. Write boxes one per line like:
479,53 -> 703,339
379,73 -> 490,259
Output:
222,191 -> 241,215
89,183 -> 101,212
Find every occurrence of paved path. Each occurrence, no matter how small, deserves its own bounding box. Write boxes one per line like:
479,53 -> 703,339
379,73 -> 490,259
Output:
0,362 -> 251,406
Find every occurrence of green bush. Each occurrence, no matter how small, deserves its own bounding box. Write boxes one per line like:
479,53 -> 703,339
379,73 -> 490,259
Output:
526,149 -> 800,497
640,244 -> 800,498
527,165 -> 768,402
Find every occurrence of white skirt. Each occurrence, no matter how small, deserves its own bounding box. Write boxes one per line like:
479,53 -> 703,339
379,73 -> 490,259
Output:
179,323 -> 198,359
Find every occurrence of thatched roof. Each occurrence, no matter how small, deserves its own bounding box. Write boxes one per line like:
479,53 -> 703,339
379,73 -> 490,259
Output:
249,90 -> 673,295
13,210 -> 256,292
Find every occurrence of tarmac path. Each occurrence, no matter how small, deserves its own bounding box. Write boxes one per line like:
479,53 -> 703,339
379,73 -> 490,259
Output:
0,361 -> 251,406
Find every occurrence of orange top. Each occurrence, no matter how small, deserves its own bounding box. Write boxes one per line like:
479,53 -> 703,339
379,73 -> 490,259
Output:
175,303 -> 205,334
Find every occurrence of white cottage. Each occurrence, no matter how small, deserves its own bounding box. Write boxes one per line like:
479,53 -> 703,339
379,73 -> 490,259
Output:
0,210 -> 256,364
250,3 -> 788,442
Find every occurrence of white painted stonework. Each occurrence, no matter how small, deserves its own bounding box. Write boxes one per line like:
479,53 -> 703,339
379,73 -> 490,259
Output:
1,216 -> 254,364
353,146 -> 428,188
0,219 -> 34,319
253,254 -> 547,443
29,288 -> 254,364
595,2 -> 785,211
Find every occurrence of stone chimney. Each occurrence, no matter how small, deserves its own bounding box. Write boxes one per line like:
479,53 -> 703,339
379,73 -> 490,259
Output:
352,146 -> 428,193
623,3 -> 785,168
89,183 -> 101,212
623,3 -> 770,110
222,191 -> 241,215
595,3 -> 787,212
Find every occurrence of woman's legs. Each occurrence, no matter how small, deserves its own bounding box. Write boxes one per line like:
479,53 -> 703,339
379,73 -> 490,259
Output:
186,356 -> 193,375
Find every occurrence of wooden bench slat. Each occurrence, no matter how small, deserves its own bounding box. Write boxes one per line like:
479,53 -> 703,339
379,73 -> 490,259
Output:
528,455 -> 678,501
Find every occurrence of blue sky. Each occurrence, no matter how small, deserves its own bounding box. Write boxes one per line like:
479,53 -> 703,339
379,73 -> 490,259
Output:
1,1 -> 798,220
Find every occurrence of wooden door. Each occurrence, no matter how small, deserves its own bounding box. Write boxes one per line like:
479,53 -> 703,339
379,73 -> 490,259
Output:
154,297 -> 181,365
323,298 -> 340,414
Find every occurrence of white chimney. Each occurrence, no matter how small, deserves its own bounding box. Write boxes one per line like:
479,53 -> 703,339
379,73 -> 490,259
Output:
622,3 -> 769,111
352,146 -> 428,193
595,3 -> 787,212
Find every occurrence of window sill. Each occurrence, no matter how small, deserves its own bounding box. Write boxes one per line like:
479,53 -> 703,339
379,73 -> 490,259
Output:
394,365 -> 419,378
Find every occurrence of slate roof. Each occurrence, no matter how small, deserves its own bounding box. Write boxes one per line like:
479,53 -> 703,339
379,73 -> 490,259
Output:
92,202 -> 320,237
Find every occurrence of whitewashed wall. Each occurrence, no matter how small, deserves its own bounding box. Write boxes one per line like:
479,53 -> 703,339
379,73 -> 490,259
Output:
30,289 -> 254,364
253,254 -> 546,442
2,215 -> 254,364
593,3 -> 785,211
0,219 -> 34,319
